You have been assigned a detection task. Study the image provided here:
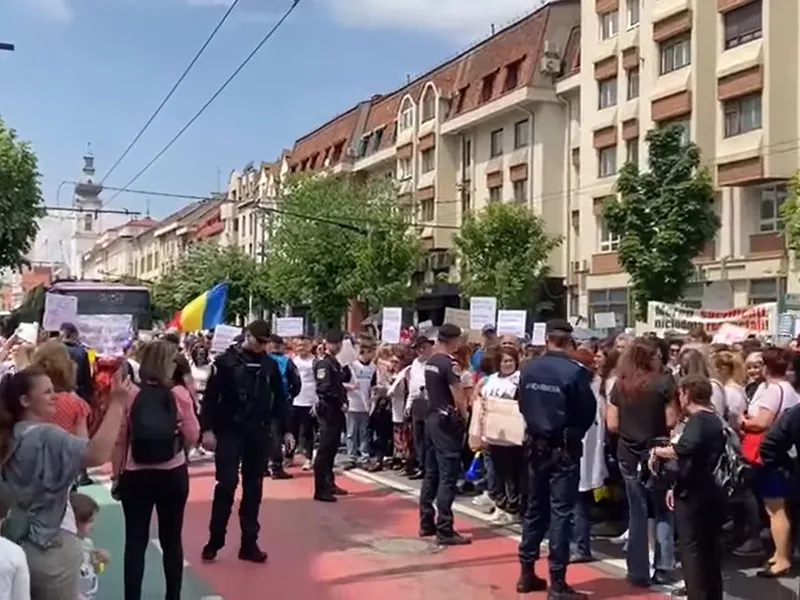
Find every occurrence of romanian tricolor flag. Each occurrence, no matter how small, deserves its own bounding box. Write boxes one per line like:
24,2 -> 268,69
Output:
170,283 -> 228,332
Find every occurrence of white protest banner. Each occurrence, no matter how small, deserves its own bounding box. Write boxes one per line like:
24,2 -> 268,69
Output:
531,322 -> 547,346
42,293 -> 78,332
211,324 -> 241,354
497,310 -> 526,338
275,317 -> 304,338
647,301 -> 778,337
16,322 -> 39,345
337,338 -> 357,366
594,312 -> 617,330
76,314 -> 134,356
469,297 -> 497,331
712,323 -> 749,345
443,307 -> 471,331
381,307 -> 402,344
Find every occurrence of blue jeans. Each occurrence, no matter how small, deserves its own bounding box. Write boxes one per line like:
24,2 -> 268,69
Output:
346,412 -> 369,462
622,470 -> 675,581
571,491 -> 592,557
518,456 -> 579,577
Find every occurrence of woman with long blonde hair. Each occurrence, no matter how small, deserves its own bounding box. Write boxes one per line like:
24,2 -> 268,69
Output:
710,350 -> 748,426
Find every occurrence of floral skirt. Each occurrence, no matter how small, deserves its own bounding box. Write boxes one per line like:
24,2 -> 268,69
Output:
393,422 -> 411,459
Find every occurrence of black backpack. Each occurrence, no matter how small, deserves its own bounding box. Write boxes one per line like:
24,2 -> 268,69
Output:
129,385 -> 180,465
714,420 -> 754,499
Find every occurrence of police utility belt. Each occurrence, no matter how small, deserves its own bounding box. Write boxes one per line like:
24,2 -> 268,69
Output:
525,428 -> 583,469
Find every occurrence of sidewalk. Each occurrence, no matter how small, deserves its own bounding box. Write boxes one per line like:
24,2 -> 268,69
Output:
88,462 -> 666,599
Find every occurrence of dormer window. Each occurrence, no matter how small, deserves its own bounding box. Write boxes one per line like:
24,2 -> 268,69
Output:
480,71 -> 497,103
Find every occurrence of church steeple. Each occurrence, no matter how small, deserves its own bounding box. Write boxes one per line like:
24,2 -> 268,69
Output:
81,143 -> 95,182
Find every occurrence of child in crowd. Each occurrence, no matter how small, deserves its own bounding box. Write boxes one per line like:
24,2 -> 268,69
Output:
0,484 -> 30,600
71,493 -> 111,600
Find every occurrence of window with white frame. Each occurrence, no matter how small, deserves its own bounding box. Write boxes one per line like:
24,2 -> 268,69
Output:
598,146 -> 617,178
420,148 -> 435,174
489,185 -> 502,203
490,128 -> 504,157
513,179 -> 527,203
399,99 -> 414,132
599,218 -> 620,252
397,157 -> 412,180
759,184 -> 788,232
660,34 -> 691,75
598,78 -> 617,109
627,0 -> 639,28
420,198 -> 435,222
627,68 -> 639,99
724,93 -> 762,137
600,10 -> 618,40
421,89 -> 436,122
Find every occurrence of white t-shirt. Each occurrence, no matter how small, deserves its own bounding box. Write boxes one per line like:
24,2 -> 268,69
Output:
723,382 -> 748,424
481,372 -> 520,399
0,536 -> 30,600
347,361 -> 376,413
748,380 -> 799,420
292,355 -> 318,408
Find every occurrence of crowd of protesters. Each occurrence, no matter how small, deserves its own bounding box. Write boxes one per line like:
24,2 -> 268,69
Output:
1,317 -> 800,600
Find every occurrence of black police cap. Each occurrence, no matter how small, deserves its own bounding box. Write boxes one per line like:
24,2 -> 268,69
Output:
546,319 -> 573,335
246,320 -> 270,343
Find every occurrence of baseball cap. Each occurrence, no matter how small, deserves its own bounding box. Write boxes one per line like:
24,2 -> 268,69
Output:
481,323 -> 496,335
246,320 -> 271,343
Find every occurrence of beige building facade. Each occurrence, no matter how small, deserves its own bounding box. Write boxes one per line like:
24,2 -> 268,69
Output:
565,0 -> 797,327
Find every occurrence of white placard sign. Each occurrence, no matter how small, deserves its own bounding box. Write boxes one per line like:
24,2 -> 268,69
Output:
469,297 -> 497,331
496,310 -> 526,338
76,314 -> 134,357
16,322 -> 39,345
211,324 -> 241,354
531,322 -> 547,346
594,312 -> 617,330
276,317 -> 304,338
42,293 -> 78,332
443,307 -> 471,331
381,307 -> 402,344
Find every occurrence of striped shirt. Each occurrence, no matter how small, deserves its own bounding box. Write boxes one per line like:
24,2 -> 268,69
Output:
44,391 -> 90,435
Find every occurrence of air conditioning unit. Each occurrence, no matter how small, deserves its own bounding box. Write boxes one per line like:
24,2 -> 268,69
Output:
570,260 -> 581,273
540,55 -> 561,76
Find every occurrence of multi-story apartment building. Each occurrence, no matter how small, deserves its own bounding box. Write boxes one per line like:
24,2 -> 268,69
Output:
220,154 -> 290,259
287,0 -> 582,321
82,218 -> 157,280
569,0 -> 796,326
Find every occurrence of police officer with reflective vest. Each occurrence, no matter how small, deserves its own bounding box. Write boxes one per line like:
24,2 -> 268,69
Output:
516,319 -> 596,598
313,330 -> 351,502
266,334 -> 302,479
199,320 -> 293,564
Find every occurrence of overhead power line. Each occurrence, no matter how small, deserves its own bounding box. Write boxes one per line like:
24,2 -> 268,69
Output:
103,0 -> 302,208
100,0 -> 241,184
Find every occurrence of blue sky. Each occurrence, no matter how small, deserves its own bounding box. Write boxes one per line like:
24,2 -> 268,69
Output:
1,0 -> 538,219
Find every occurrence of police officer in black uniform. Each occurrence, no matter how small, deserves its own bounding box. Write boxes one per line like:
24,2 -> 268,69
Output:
199,320 -> 292,564
516,319 -> 596,598
419,323 -> 471,546
313,330 -> 351,502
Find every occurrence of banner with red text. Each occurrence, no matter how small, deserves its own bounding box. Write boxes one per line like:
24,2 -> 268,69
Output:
646,301 -> 778,338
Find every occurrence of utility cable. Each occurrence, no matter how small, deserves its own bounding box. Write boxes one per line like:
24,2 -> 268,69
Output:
103,0 -> 302,207
100,0 -> 241,183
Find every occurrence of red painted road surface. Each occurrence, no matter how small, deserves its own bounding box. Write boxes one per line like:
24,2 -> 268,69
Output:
176,464 -> 667,600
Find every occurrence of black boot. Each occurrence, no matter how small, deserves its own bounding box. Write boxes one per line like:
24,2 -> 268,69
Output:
516,562 -> 547,594
547,579 -> 588,599
238,543 -> 268,563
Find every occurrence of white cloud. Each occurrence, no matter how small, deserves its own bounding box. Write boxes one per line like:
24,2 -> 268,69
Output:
322,0 -> 548,39
19,0 -> 74,21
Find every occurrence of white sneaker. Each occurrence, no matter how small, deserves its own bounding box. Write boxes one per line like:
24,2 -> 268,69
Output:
472,491 -> 495,514
611,529 -> 629,544
492,510 -> 514,525
302,459 -> 312,471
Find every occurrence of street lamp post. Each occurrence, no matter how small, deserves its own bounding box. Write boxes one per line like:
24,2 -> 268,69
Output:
0,42 -> 15,52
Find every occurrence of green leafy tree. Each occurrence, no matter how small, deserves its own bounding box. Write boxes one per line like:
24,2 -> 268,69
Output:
454,201 -> 560,310
152,242 -> 271,323
268,175 -> 420,325
779,173 -> 800,262
603,125 -> 719,320
0,117 -> 46,270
